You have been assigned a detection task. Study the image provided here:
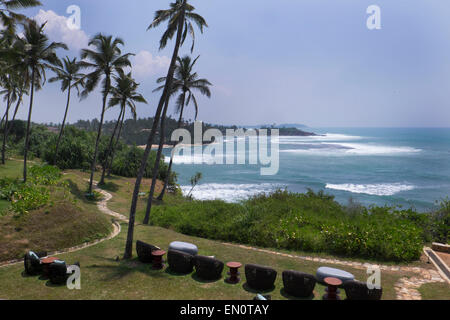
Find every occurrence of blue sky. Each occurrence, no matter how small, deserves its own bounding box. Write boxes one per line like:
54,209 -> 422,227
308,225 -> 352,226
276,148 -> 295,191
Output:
13,0 -> 450,127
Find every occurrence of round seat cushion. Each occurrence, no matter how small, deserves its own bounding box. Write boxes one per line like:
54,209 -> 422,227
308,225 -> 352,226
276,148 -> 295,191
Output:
169,241 -> 198,256
316,267 -> 355,284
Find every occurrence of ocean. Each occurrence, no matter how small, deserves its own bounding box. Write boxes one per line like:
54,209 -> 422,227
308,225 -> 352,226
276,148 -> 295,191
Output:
163,128 -> 450,211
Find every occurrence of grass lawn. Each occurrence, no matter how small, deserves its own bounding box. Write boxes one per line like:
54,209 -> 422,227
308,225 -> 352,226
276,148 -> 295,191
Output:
418,282 -> 450,300
0,223 -> 417,300
0,164 -> 447,300
0,161 -> 112,262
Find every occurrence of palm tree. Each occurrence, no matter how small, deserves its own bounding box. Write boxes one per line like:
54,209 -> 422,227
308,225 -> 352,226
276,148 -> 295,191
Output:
0,74 -> 13,165
124,0 -> 207,259
142,93 -> 171,225
49,56 -> 84,164
0,0 -> 41,33
79,34 -> 133,194
99,71 -> 146,185
9,20 -> 67,182
142,55 -> 212,224
0,71 -> 23,164
156,55 -> 211,201
0,31 -> 30,164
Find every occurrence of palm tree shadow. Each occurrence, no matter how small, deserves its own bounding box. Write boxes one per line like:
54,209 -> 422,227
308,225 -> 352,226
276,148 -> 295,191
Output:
98,182 -> 119,192
280,288 -> 315,300
65,179 -> 90,204
242,282 -> 275,294
85,259 -> 168,282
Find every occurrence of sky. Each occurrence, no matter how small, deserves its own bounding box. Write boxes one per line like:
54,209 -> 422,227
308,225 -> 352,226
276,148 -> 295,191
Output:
8,0 -> 450,127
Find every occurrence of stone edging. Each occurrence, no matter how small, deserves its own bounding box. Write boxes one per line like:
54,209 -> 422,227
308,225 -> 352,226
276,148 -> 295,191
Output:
222,242 -> 445,300
0,184 -> 124,268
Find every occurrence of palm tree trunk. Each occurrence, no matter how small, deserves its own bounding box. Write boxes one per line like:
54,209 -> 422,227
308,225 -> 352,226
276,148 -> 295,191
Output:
88,78 -> 110,194
54,83 -> 71,165
23,67 -> 36,183
2,91 -> 23,165
11,90 -> 23,122
157,93 -> 186,200
142,98 -> 169,225
0,112 -> 5,131
107,105 -> 125,177
1,93 -> 11,165
99,103 -> 124,185
124,5 -> 186,259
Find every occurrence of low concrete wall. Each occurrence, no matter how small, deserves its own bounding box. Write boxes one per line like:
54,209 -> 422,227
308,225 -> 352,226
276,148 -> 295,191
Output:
432,242 -> 450,253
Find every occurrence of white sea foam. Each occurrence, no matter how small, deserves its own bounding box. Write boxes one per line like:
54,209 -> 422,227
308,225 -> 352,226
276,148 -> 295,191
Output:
180,183 -> 282,202
325,183 -> 416,196
276,133 -> 363,144
281,142 -> 421,156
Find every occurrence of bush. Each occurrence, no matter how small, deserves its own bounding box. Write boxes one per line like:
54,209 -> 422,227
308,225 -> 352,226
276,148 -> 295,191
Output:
29,165 -> 61,185
0,165 -> 62,215
150,189 -> 426,262
110,145 -> 170,181
43,126 -> 95,170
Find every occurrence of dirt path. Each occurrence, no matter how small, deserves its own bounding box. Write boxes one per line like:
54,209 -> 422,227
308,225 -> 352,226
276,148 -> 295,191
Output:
0,183 -> 124,268
1,179 -> 445,299
222,243 -> 445,300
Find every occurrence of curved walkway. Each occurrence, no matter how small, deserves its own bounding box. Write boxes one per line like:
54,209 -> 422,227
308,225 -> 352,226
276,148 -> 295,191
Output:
0,183 -> 124,268
222,243 -> 445,300
0,180 -> 445,299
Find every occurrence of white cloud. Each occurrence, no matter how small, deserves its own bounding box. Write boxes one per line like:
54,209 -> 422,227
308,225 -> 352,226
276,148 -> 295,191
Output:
131,51 -> 170,79
34,9 -> 89,51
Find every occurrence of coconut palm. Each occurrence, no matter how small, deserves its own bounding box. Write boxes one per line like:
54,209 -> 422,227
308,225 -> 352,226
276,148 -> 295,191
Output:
124,0 -> 207,259
79,34 -> 133,194
48,56 -> 85,164
8,20 -> 67,181
156,55 -> 211,201
0,0 -> 42,33
0,31 -> 30,163
142,55 -> 211,224
0,74 -> 13,164
99,71 -> 146,185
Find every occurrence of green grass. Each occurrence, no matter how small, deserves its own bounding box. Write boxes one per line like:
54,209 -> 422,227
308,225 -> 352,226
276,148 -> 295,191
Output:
418,282 -> 450,300
0,159 -> 25,179
0,224 -> 413,300
0,161 -> 112,262
0,165 -> 443,300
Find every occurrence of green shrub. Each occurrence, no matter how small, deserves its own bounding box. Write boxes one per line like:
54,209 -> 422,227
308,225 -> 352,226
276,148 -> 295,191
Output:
10,184 -> 49,215
111,145 -> 170,181
0,165 -> 61,215
151,189 -> 426,262
29,165 -> 61,185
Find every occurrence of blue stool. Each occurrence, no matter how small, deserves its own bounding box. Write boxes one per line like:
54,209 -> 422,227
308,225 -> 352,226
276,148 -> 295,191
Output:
316,267 -> 355,286
169,241 -> 198,256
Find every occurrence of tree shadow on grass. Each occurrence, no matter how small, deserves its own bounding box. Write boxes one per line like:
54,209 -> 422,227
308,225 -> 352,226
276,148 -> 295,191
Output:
65,179 -> 90,204
242,282 -> 275,295
85,258 -> 168,282
98,182 -> 119,193
280,288 -> 315,300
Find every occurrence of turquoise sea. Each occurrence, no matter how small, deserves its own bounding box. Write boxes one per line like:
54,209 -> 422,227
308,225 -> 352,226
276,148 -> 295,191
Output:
164,128 -> 450,211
